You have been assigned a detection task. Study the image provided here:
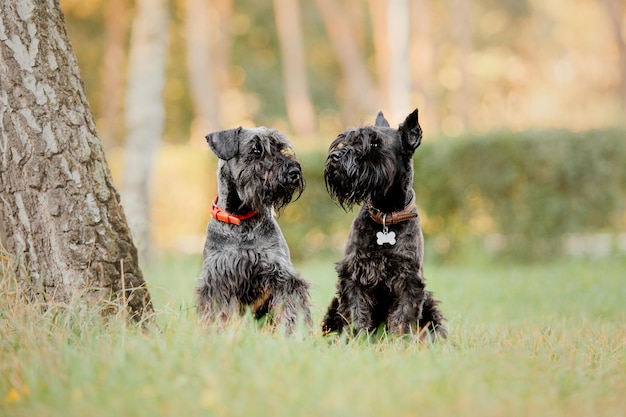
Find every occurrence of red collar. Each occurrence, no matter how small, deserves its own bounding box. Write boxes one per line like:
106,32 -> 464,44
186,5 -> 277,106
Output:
211,196 -> 258,225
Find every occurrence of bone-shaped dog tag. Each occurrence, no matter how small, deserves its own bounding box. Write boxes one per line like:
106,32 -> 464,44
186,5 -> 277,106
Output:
376,230 -> 396,245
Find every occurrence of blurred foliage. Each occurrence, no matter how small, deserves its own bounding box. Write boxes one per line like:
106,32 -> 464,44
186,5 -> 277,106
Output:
107,129 -> 626,262
279,152 -> 354,259
276,129 -> 626,262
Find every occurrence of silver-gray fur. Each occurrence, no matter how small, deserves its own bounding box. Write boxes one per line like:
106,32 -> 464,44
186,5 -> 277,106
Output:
197,127 -> 312,333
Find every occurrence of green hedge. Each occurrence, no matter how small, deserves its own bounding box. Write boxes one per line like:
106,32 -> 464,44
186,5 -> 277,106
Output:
280,129 -> 626,262
279,151 -> 354,259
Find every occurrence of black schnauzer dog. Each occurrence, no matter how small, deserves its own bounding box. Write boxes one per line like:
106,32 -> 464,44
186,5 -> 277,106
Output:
321,109 -> 447,340
196,127 -> 312,333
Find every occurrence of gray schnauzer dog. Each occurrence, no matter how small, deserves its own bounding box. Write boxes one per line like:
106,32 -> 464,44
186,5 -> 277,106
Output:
321,109 -> 447,340
196,126 -> 312,332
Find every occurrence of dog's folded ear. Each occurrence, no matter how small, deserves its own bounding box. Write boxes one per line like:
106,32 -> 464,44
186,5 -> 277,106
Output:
375,111 -> 390,127
206,127 -> 241,160
398,108 -> 422,152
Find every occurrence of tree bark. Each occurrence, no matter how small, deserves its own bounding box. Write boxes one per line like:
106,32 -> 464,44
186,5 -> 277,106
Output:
273,0 -> 316,139
121,0 -> 169,261
0,0 -> 152,320
185,0 -> 219,139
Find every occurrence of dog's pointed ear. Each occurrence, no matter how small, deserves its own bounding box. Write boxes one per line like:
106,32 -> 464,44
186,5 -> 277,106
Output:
375,111 -> 390,127
398,108 -> 422,152
206,127 -> 241,160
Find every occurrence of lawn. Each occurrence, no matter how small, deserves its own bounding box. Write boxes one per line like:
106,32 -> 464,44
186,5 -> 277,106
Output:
1,254 -> 625,417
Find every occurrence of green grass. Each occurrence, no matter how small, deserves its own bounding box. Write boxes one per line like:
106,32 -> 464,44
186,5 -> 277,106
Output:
1,254 -> 625,417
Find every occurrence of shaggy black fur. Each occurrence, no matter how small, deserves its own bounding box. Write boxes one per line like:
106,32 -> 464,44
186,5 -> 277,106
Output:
321,109 -> 447,340
197,127 -> 312,333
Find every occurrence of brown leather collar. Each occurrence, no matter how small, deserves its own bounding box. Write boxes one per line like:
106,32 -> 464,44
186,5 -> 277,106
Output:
367,194 -> 418,225
211,196 -> 258,225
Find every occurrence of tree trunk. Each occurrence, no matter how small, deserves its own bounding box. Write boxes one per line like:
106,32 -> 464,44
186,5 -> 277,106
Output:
369,0 -> 390,114
121,0 -> 169,261
411,0 -> 439,132
451,0 -> 472,131
185,0 -> 220,140
601,0 -> 626,112
101,0 -> 128,147
314,0 -> 380,121
386,0 -> 411,123
213,0 -> 232,92
273,0 -> 316,139
0,0 -> 152,320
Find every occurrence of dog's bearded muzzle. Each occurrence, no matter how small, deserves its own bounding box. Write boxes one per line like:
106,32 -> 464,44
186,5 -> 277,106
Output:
237,159 -> 304,213
282,164 -> 303,188
278,161 -> 305,202
324,147 -> 370,209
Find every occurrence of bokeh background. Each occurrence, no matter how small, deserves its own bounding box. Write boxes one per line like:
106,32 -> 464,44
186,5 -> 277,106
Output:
59,0 -> 626,262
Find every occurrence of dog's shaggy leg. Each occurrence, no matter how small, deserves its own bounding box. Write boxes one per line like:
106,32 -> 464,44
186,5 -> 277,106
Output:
270,277 -> 312,333
347,283 -> 377,335
196,284 -> 216,322
196,284 -> 240,327
387,275 -> 425,335
322,297 -> 346,335
419,290 -> 448,339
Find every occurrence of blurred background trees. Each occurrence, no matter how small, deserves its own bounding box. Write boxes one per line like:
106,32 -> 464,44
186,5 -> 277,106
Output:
56,0 -> 626,260
62,0 -> 625,142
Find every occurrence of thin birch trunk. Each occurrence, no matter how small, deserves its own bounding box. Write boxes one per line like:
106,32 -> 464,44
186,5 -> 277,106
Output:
411,0 -> 439,132
601,0 -> 626,112
451,0 -> 471,131
121,0 -> 169,261
185,0 -> 219,140
273,0 -> 316,139
314,0 -> 380,121
102,0 -> 127,146
386,0 -> 411,123
369,0 -> 390,114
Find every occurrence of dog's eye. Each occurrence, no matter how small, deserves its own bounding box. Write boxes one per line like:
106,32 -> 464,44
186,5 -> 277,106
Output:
371,140 -> 381,149
252,144 -> 263,156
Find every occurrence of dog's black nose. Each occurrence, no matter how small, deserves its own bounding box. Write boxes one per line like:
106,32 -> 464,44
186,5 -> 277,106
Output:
287,166 -> 301,182
330,150 -> 342,162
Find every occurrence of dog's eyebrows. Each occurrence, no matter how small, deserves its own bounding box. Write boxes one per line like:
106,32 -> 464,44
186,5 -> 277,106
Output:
341,131 -> 358,142
252,134 -> 270,146
280,144 -> 295,156
329,135 -> 346,149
